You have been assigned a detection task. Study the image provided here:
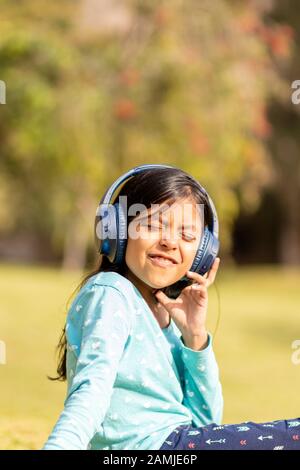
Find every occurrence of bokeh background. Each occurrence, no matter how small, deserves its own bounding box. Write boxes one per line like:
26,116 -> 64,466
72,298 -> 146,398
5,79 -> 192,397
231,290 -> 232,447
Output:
0,0 -> 299,449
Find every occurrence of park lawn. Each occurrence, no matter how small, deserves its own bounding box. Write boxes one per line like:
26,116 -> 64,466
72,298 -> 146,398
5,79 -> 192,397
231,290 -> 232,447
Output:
0,262 -> 299,449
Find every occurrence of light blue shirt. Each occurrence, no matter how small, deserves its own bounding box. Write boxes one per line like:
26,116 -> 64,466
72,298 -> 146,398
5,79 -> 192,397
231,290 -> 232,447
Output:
43,271 -> 223,450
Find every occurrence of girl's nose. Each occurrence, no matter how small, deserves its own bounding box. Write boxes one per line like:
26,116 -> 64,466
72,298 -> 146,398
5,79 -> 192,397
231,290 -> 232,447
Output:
159,231 -> 179,248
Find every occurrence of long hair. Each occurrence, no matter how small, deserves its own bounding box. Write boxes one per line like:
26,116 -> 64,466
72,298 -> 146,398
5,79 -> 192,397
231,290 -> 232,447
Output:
48,167 -> 210,381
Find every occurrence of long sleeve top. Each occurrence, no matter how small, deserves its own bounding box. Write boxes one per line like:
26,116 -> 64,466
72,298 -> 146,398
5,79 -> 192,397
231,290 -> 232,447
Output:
43,271 -> 223,450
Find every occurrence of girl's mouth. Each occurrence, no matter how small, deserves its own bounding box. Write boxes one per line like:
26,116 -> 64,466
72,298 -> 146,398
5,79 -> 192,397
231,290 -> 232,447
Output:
147,255 -> 177,268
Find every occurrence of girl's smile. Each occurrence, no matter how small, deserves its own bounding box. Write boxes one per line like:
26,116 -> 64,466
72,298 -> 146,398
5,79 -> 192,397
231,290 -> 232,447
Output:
147,253 -> 178,267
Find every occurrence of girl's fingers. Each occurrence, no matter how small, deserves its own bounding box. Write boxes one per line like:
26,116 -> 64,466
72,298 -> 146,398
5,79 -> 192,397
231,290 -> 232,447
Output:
186,270 -> 208,286
154,289 -> 171,306
206,257 -> 220,285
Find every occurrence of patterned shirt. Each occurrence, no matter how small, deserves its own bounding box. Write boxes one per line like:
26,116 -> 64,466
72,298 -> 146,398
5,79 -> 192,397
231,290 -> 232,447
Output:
43,271 -> 223,450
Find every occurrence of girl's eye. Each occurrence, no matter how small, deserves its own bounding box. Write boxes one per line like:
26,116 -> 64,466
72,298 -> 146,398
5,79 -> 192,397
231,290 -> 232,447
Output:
145,224 -> 195,241
141,222 -> 196,240
182,233 -> 196,241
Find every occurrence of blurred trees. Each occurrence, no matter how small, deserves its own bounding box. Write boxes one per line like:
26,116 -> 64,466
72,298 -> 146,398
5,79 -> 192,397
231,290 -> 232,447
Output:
266,0 -> 300,265
233,0 -> 300,265
0,0 -> 297,269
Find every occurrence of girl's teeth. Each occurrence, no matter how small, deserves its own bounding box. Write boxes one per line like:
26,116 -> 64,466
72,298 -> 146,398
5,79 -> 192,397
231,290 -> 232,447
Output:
152,256 -> 172,264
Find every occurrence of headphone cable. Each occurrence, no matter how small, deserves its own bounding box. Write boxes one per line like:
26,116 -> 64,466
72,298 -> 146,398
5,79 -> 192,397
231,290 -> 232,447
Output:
212,280 -> 221,339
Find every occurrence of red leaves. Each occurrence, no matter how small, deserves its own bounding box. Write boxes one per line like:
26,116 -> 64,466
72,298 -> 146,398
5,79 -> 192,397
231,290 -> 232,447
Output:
113,98 -> 138,120
260,25 -> 294,58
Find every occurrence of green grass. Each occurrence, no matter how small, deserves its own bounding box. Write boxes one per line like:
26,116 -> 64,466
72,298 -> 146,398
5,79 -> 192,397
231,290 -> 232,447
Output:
0,262 -> 299,449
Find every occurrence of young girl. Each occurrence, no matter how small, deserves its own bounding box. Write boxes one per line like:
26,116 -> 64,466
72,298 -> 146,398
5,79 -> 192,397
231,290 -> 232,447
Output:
43,165 -> 300,451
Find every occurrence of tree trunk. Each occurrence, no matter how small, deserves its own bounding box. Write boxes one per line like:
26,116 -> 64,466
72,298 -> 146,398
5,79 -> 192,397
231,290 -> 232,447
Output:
61,216 -> 89,271
277,175 -> 300,265
61,194 -> 94,271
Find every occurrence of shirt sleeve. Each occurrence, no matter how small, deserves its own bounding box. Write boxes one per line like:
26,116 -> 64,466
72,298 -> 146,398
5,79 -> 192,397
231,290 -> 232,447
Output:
42,283 -> 132,450
180,333 -> 224,427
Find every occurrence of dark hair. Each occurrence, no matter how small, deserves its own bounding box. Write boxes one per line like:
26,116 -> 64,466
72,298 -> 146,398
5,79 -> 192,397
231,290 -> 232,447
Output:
48,167 -> 210,381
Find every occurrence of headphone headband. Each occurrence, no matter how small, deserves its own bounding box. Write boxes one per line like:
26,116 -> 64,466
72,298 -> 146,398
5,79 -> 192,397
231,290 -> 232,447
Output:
98,164 -> 219,239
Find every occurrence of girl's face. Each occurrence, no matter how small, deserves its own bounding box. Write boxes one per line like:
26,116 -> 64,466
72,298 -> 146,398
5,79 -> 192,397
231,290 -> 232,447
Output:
125,197 -> 203,292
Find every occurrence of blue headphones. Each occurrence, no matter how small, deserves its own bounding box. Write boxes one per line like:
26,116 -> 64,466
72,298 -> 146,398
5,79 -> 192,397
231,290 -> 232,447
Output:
94,164 -> 219,284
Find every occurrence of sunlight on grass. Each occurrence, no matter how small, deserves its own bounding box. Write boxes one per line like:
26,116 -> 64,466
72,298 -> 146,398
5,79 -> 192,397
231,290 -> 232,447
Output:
0,262 -> 299,449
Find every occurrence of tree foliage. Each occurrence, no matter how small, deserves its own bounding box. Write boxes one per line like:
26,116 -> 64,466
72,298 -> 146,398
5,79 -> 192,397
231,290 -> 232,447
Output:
0,0 -> 294,267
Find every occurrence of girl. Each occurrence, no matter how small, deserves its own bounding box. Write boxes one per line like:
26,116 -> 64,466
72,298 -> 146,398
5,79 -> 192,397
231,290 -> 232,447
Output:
43,166 -> 300,450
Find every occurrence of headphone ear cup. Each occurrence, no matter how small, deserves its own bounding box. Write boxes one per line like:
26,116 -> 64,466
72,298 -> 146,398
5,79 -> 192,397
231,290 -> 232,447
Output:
95,204 -> 115,259
111,201 -> 127,265
190,227 -> 219,275
190,226 -> 210,274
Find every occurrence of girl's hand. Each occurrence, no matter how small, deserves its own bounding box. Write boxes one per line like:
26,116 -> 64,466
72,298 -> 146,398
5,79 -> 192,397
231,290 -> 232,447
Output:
154,257 -> 220,350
